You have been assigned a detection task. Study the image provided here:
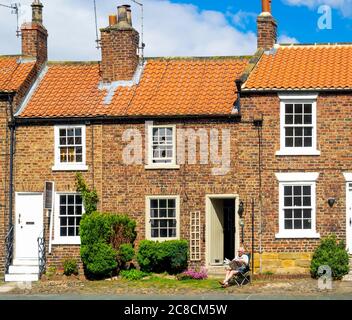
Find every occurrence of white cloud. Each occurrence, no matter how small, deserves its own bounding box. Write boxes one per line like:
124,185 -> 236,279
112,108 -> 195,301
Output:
0,0 -> 258,61
283,0 -> 352,17
278,34 -> 299,44
230,10 -> 257,29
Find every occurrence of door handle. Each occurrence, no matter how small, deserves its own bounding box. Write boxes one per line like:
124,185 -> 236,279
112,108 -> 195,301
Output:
350,218 -> 352,227
18,214 -> 21,225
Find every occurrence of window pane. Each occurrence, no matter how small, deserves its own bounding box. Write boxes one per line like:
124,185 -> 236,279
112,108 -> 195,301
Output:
303,219 -> 311,229
160,209 -> 167,218
284,186 -> 292,196
59,129 -> 66,137
295,137 -> 303,147
285,115 -> 293,124
285,104 -> 293,114
60,195 -> 67,205
303,196 -> 311,206
169,229 -> 176,237
294,196 -> 302,206
68,227 -> 75,236
286,127 -> 294,137
294,220 -> 302,229
151,209 -> 158,218
304,104 -> 312,114
294,186 -> 302,196
284,197 -> 292,206
303,186 -> 311,195
294,209 -> 302,218
304,138 -> 312,147
284,209 -> 292,219
159,200 -> 167,208
168,199 -> 175,208
151,229 -> 159,238
295,127 -> 303,137
294,115 -> 302,124
304,127 -> 313,137
67,129 -> 74,137
60,227 -> 67,237
285,220 -> 293,229
168,209 -> 176,218
75,128 -> 82,136
294,104 -> 303,114
60,206 -> 66,216
304,115 -> 312,124
160,229 -> 167,237
303,209 -> 311,218
285,138 -> 293,147
60,217 -> 67,226
150,200 -> 158,208
75,205 -> 82,215
151,220 -> 159,228
76,195 -> 82,204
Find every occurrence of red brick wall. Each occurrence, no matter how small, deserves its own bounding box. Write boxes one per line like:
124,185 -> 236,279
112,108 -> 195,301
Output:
11,92 -> 352,274
257,15 -> 277,50
100,27 -> 140,82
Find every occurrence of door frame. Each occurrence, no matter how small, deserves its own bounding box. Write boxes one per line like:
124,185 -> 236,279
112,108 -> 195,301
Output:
205,194 -> 240,267
15,192 -> 44,260
344,173 -> 352,254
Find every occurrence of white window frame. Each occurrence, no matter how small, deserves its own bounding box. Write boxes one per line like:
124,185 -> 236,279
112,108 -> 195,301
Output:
275,172 -> 320,239
52,192 -> 85,245
52,125 -> 88,171
276,94 -> 320,156
145,195 -> 180,241
145,124 -> 179,169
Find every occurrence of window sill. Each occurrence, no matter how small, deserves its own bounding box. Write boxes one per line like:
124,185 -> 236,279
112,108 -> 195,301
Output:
52,238 -> 81,245
276,149 -> 321,156
275,231 -> 320,239
52,164 -> 89,172
145,164 -> 180,170
146,237 -> 179,242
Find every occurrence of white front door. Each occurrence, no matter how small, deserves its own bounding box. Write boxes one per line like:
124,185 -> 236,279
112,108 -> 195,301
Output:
15,193 -> 44,260
347,183 -> 352,254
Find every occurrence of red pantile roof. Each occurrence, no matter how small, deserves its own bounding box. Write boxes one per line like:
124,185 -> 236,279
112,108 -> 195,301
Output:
0,56 -> 36,92
19,58 -> 249,118
243,44 -> 352,91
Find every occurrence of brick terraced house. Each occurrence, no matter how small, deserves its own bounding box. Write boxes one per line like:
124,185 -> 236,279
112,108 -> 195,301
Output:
1,0 -> 352,281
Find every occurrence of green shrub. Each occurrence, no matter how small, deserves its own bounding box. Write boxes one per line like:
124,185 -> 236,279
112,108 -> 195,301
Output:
120,269 -> 150,281
80,212 -> 136,278
45,266 -> 57,278
137,240 -> 188,274
63,259 -> 79,276
117,244 -> 135,268
310,234 -> 349,280
76,173 -> 98,215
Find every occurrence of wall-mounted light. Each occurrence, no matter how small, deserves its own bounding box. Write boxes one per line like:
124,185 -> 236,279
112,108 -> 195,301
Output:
328,198 -> 336,208
238,201 -> 244,218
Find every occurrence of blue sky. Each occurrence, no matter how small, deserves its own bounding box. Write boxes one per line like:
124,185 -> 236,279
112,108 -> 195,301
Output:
0,0 -> 351,60
172,0 -> 352,44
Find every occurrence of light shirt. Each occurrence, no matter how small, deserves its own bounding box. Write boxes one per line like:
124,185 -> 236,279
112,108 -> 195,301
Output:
234,254 -> 249,266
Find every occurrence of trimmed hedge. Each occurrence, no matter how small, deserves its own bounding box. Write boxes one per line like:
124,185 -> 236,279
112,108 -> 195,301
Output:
80,212 -> 136,278
137,240 -> 188,274
310,234 -> 349,280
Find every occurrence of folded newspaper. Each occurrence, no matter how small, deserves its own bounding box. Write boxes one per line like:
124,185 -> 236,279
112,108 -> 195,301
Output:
223,258 -> 232,265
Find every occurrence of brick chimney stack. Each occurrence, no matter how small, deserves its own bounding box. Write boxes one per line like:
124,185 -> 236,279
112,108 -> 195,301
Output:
21,0 -> 48,66
100,5 -> 140,83
257,0 -> 277,50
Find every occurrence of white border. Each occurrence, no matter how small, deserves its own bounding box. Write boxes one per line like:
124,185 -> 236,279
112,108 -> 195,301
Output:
276,94 -> 320,156
52,125 -> 88,171
145,195 -> 180,241
275,172 -> 320,239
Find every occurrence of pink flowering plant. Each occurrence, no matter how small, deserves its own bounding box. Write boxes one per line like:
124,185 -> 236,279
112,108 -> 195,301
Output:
176,267 -> 208,280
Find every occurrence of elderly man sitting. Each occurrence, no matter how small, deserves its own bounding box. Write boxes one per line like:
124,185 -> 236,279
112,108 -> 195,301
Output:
219,247 -> 249,288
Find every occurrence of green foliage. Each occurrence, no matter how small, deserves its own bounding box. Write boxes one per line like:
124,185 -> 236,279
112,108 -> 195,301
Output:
310,234 -> 350,280
117,244 -> 135,268
76,173 -> 99,215
120,269 -> 150,281
80,212 -> 136,279
137,240 -> 188,274
63,259 -> 79,276
45,266 -> 57,278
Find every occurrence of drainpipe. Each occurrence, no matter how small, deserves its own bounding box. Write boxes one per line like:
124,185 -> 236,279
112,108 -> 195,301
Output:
8,93 -> 15,230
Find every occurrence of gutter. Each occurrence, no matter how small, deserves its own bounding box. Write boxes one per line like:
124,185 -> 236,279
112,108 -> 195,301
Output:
15,113 -> 242,126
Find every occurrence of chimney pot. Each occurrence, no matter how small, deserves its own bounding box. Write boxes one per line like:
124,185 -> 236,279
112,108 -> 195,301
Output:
117,5 -> 132,28
31,0 -> 43,24
261,0 -> 271,14
109,15 -> 118,26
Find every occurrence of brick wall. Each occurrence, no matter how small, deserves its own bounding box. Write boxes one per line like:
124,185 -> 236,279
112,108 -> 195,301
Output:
257,15 -> 277,50
100,27 -> 140,82
12,92 -> 352,274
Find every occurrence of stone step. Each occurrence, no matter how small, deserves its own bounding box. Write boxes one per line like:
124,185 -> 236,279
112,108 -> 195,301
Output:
8,265 -> 39,274
5,273 -> 38,282
12,258 -> 39,266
